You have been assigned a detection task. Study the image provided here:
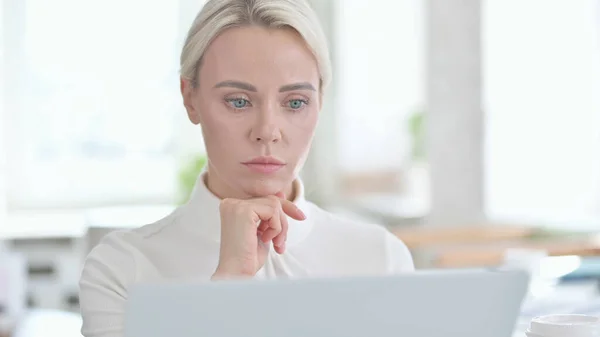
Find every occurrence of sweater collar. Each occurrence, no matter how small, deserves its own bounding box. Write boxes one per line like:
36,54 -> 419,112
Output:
181,169 -> 314,247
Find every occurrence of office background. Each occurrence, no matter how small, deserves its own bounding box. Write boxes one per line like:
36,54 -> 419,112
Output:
0,0 -> 599,335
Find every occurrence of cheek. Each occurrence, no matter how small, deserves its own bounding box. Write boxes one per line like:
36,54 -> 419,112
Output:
289,108 -> 319,139
199,103 -> 244,147
286,111 -> 318,155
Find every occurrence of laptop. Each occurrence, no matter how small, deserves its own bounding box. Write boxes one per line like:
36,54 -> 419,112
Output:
124,269 -> 529,337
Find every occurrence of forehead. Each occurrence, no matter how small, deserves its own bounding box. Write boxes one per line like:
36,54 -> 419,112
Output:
200,26 -> 319,86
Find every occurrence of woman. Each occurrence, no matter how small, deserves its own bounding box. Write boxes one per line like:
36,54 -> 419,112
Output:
79,0 -> 414,336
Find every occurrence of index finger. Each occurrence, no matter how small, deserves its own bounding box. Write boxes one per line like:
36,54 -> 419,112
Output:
273,208 -> 288,254
280,199 -> 306,221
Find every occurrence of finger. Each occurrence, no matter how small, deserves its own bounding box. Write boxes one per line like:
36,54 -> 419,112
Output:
250,203 -> 277,222
272,193 -> 287,249
248,197 -> 290,244
276,241 -> 286,253
257,226 -> 265,238
261,223 -> 281,244
280,199 -> 306,221
273,207 -> 289,254
247,203 -> 279,243
258,210 -> 282,244
272,193 -> 292,254
257,220 -> 269,233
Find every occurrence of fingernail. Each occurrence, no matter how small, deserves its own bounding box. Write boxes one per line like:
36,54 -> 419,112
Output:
299,209 -> 307,220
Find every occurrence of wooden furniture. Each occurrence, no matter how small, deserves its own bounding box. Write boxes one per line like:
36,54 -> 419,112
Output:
392,225 -> 535,248
391,224 -> 600,268
433,238 -> 600,268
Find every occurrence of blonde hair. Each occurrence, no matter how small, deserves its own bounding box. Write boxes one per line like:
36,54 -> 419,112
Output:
180,0 -> 331,91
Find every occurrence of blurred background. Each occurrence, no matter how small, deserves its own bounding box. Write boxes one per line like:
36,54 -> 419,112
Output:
1,0 -> 600,336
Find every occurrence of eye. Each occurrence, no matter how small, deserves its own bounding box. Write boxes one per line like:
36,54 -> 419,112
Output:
287,99 -> 308,110
226,98 -> 251,109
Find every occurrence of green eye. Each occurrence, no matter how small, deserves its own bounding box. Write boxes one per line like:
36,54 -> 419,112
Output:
288,99 -> 307,110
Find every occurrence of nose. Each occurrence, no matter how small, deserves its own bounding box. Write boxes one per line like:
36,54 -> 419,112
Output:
250,105 -> 282,144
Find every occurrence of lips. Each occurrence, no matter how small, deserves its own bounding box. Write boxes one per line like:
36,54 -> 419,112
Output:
242,156 -> 286,173
244,156 -> 285,165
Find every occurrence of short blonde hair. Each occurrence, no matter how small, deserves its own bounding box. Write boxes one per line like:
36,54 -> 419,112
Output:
180,0 -> 331,91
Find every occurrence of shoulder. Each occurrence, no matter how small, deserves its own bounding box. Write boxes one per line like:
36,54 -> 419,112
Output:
80,208 -> 180,287
78,229 -> 141,336
307,203 -> 414,272
80,230 -> 142,294
79,211 -> 188,336
80,209 -> 180,283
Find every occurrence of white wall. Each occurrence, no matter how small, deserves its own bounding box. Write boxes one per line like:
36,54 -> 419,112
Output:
425,0 -> 485,225
484,0 -> 600,225
4,0 -> 181,208
1,0 -> 7,222
301,0 -> 425,206
335,0 -> 424,173
298,0 -> 339,205
175,0 -> 207,161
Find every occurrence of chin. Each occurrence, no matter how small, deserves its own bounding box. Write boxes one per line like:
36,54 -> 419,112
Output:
242,176 -> 289,198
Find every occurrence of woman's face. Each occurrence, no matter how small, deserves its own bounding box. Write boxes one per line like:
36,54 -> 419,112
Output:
181,26 -> 321,199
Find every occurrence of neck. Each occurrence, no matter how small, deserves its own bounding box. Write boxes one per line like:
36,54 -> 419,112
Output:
203,168 -> 296,202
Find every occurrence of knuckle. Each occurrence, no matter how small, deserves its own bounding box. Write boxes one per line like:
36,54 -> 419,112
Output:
220,198 -> 245,213
273,217 -> 282,230
220,198 -> 236,207
266,195 -> 280,208
235,204 -> 251,216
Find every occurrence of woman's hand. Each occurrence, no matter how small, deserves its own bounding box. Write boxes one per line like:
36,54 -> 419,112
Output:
212,193 -> 306,280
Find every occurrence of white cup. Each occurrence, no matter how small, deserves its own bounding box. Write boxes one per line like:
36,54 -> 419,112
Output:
526,314 -> 600,337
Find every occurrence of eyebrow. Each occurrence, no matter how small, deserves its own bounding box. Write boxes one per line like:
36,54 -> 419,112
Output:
213,80 -> 316,93
214,80 -> 257,91
279,82 -> 316,92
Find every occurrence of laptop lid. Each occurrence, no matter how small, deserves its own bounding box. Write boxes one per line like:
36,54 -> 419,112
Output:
125,269 -> 528,337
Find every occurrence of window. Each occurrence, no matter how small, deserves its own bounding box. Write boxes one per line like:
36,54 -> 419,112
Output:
335,0 -> 425,174
2,0 -> 206,210
484,0 -> 600,225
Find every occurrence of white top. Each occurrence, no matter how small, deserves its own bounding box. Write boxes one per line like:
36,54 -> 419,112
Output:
79,172 -> 414,337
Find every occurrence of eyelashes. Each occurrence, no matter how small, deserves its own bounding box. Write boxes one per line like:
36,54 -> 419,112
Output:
224,97 -> 310,112
225,97 -> 251,109
287,99 -> 309,110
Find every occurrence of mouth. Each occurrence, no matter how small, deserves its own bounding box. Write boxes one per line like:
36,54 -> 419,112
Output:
242,156 -> 286,174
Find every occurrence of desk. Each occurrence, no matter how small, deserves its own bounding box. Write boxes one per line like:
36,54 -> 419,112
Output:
392,225 -> 600,268
513,280 -> 600,336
